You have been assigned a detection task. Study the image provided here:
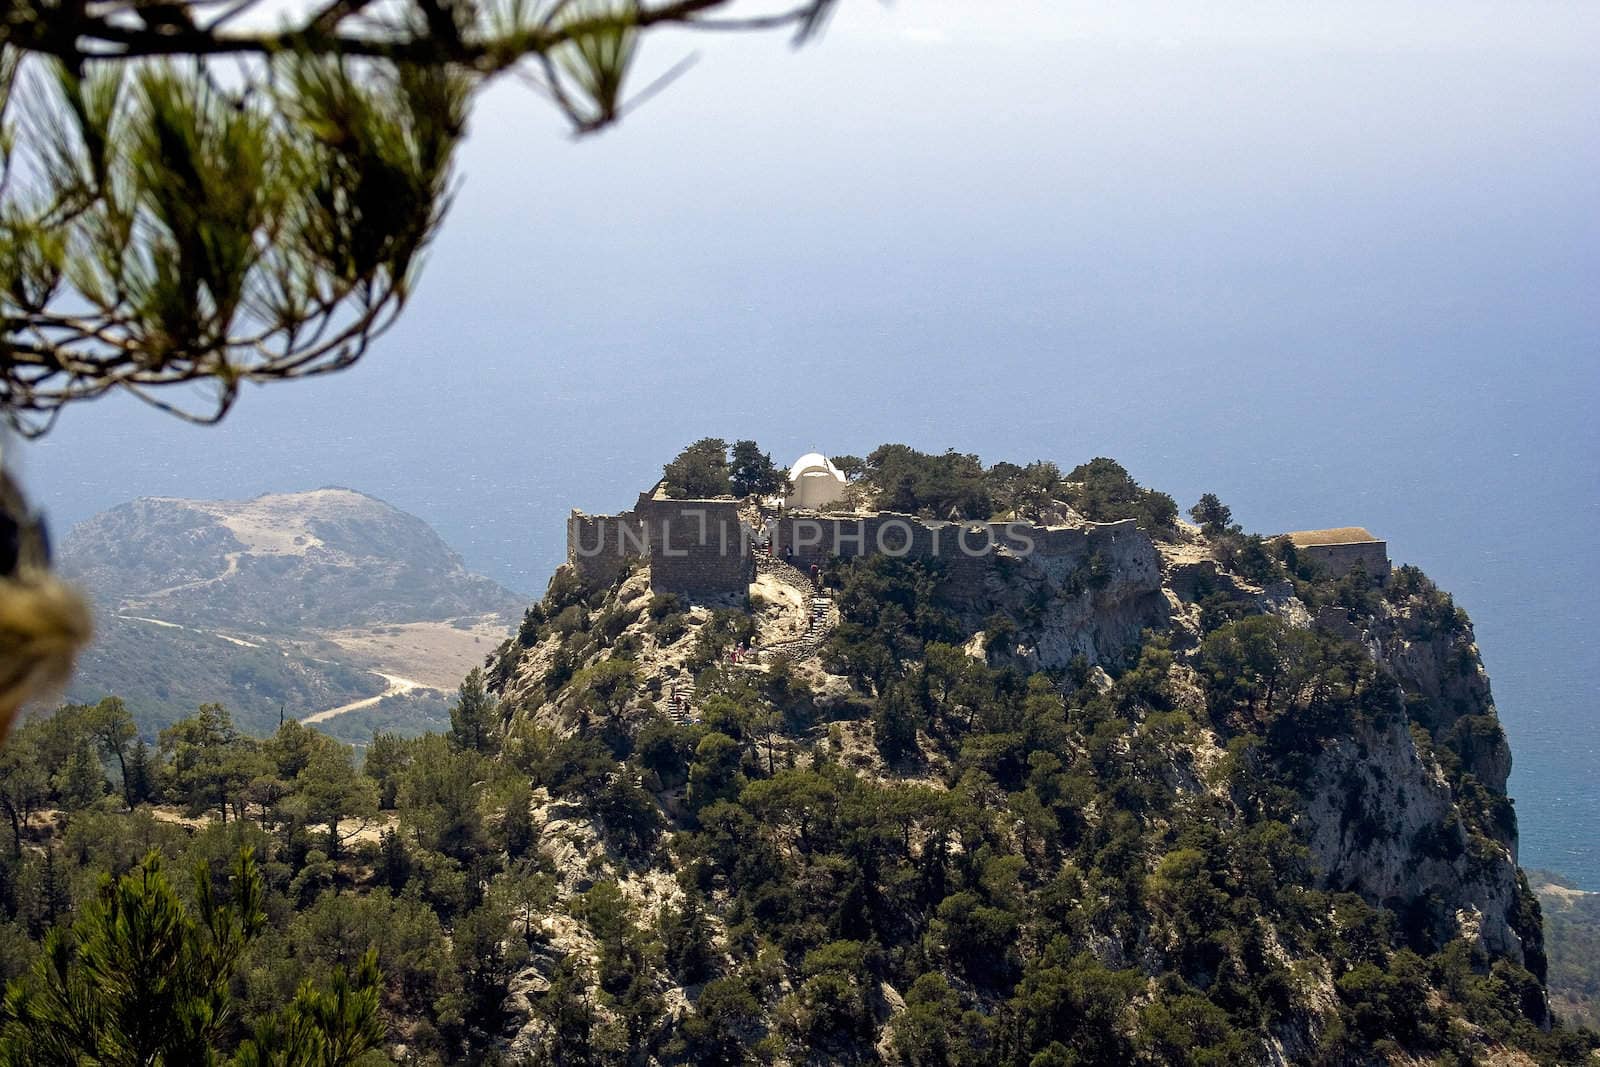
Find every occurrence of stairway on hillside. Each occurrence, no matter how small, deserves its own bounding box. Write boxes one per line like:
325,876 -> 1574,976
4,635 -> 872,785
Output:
750,554 -> 839,664
664,684 -> 696,725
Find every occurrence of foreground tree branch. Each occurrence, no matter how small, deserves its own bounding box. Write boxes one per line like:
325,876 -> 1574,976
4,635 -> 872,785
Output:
0,0 -> 837,435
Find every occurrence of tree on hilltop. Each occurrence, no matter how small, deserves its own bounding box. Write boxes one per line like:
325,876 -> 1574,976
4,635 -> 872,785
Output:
662,438 -> 732,498
1064,457 -> 1179,536
1190,493 -> 1234,537
863,444 -> 991,520
989,459 -> 1064,520
831,455 -> 866,481
730,440 -> 788,498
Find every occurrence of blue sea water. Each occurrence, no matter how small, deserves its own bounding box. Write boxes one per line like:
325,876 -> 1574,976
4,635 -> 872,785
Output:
12,11 -> 1599,883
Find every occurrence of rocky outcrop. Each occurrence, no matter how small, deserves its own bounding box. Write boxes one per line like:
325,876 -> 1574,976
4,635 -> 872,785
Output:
514,504 -> 1540,1003
1153,536 -> 1531,972
1301,716 -> 1526,963
943,522 -> 1169,671
1371,599 -> 1511,796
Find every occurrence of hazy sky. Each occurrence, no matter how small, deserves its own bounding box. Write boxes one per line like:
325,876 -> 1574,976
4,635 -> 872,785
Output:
18,2 -> 1600,874
23,1 -> 1599,518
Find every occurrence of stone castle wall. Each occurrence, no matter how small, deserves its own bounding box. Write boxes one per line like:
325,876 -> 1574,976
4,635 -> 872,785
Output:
566,511 -> 648,587
770,513 -> 1140,570
570,499 -> 1144,599
1301,540 -> 1391,580
635,496 -> 753,597
567,497 -> 753,598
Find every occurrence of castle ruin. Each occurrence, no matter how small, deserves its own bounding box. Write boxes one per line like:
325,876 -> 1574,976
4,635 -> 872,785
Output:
1285,527 -> 1391,580
567,483 -> 1144,600
567,467 -> 1390,601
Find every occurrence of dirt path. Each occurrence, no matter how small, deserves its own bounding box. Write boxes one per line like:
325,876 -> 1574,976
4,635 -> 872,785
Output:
300,672 -> 428,724
126,551 -> 243,604
114,613 -> 262,648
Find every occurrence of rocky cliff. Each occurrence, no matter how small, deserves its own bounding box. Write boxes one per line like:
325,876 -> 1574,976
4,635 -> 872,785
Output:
471,465 -> 1566,1064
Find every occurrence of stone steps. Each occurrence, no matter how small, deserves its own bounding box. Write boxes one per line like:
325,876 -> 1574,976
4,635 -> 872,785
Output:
749,552 -> 838,660
754,586 -> 840,664
660,683 -> 697,726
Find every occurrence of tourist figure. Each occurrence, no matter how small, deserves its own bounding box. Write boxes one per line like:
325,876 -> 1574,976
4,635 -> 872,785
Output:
810,562 -> 821,591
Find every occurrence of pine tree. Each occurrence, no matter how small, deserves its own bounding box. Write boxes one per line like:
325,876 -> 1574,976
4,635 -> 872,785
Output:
126,739 -> 154,806
54,742 -> 107,811
872,683 -> 921,761
377,828 -> 412,892
88,696 -> 139,809
363,731 -> 410,810
297,744 -> 379,859
0,847 -> 385,1064
0,4 -> 832,433
1189,493 -> 1234,537
730,440 -> 787,498
448,668 -> 500,755
500,779 -> 537,859
0,733 -> 46,856
20,846 -> 71,936
234,950 -> 386,1067
0,848 -> 265,1059
662,439 -> 732,499
660,892 -> 716,985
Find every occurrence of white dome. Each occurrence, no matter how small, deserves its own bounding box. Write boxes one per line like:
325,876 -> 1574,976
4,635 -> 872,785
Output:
784,452 -> 849,509
788,452 -> 845,483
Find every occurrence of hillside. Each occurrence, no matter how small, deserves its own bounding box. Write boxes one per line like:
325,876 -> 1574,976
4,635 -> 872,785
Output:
58,489 -> 521,736
457,447 -> 1578,1063
3,448 -> 1589,1065
1529,870 -> 1600,1030
63,488 -> 521,631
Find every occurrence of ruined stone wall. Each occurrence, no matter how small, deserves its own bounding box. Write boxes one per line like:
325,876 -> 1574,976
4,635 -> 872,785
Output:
635,497 -> 753,597
567,510 -> 648,588
770,513 -> 1140,569
573,498 -> 1149,602
1301,540 -> 1391,580
568,500 -> 755,597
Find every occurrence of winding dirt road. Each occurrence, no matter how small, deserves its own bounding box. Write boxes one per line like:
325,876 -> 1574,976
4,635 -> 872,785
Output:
300,672 -> 427,724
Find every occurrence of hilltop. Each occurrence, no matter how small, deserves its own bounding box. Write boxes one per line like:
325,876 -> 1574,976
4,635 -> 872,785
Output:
457,444 -> 1577,1063
63,488 -> 521,631
3,445 -> 1587,1065
58,488 -> 521,737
